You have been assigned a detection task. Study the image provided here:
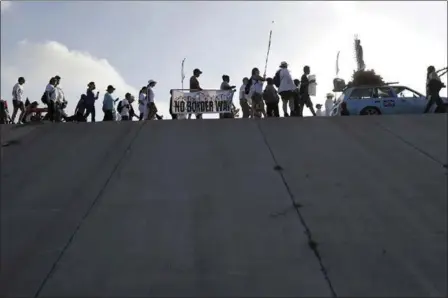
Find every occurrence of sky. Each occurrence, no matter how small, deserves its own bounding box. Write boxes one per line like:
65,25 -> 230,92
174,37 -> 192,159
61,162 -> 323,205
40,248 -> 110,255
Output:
1,1 -> 447,119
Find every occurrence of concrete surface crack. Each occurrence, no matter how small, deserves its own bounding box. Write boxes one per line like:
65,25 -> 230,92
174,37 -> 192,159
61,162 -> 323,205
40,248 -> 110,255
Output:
257,122 -> 337,298
374,120 -> 445,167
33,122 -> 147,298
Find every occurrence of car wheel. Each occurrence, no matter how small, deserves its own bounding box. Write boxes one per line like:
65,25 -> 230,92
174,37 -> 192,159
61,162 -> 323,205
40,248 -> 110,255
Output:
360,107 -> 381,116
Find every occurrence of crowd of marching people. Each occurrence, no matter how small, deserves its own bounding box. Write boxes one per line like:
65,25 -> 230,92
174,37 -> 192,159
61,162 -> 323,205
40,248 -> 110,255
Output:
2,60 -> 444,125
1,61 -> 328,124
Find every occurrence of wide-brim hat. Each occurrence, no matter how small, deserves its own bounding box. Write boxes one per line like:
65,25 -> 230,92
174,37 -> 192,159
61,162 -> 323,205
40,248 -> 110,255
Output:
279,61 -> 288,68
148,79 -> 157,85
326,93 -> 334,98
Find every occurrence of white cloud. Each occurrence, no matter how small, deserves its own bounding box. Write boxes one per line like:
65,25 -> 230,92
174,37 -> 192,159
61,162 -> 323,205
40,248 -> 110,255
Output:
1,1 -> 12,13
1,40 -> 138,120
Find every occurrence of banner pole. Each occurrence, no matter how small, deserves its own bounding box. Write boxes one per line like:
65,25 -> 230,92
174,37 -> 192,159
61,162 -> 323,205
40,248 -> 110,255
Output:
263,21 -> 274,77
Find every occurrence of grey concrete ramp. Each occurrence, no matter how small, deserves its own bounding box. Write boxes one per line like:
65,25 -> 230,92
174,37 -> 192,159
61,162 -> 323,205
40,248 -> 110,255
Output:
0,114 -> 446,297
259,114 -> 447,297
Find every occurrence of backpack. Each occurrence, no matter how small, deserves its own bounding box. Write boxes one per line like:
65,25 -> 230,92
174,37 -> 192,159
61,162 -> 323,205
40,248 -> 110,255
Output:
41,92 -> 48,105
245,79 -> 253,95
273,70 -> 281,88
117,100 -> 123,113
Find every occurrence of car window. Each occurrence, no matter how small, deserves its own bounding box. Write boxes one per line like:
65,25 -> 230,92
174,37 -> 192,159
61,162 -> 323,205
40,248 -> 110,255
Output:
374,87 -> 394,98
392,87 -> 422,98
348,88 -> 374,99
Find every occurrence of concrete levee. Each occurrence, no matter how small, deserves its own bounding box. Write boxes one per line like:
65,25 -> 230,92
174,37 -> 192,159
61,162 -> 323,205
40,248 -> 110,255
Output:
1,114 -> 446,297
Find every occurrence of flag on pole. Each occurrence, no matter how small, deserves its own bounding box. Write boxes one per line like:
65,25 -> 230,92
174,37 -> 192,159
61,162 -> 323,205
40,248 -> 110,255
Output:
336,51 -> 340,76
181,58 -> 186,89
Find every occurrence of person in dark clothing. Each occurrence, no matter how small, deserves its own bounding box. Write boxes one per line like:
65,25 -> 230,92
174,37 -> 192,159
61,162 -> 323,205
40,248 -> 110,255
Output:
75,95 -> 87,122
293,79 -> 303,117
299,66 -> 317,116
263,78 -> 280,117
189,68 -> 203,119
84,82 -> 99,122
169,89 -> 178,120
424,65 -> 446,113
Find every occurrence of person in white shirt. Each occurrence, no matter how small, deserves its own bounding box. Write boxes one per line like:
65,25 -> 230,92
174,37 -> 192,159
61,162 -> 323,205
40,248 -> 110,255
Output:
120,93 -> 132,121
248,67 -> 266,118
146,79 -> 163,120
43,77 -> 57,121
138,86 -> 148,121
324,93 -> 334,116
239,77 -> 251,118
11,77 -> 26,123
315,104 -> 324,116
276,61 -> 297,117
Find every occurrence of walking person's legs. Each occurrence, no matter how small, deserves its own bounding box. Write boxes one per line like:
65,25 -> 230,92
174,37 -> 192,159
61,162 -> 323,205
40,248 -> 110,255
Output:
90,107 -> 96,122
11,100 -> 24,123
240,99 -> 250,118
273,102 -> 280,117
266,103 -> 273,117
281,98 -> 289,116
424,95 -> 435,113
303,95 -> 317,116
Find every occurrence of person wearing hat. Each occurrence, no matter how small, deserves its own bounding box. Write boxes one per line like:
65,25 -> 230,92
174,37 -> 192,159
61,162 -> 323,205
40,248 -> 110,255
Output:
189,68 -> 203,119
315,104 -> 324,116
325,93 -> 334,116
84,81 -> 99,122
103,85 -> 118,121
276,61 -> 297,117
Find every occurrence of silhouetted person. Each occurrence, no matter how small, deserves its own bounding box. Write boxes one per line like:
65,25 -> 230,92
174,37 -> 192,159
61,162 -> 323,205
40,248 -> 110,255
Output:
11,77 -> 26,123
263,77 -> 280,117
84,82 -> 99,122
299,66 -> 317,116
189,68 -> 203,119
219,74 -> 236,119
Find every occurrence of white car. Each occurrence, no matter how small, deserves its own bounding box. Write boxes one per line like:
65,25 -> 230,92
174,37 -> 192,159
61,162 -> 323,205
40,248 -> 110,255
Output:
330,85 -> 448,116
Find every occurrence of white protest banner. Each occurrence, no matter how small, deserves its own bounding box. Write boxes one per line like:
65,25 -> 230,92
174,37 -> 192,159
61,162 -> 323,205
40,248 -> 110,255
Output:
171,89 -> 234,114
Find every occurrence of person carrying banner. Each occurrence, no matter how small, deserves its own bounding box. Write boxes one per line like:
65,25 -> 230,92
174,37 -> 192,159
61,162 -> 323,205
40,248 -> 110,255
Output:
169,89 -> 178,120
189,68 -> 203,119
11,77 -> 26,124
248,67 -> 266,118
239,77 -> 251,118
219,75 -> 236,119
275,61 -> 297,117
